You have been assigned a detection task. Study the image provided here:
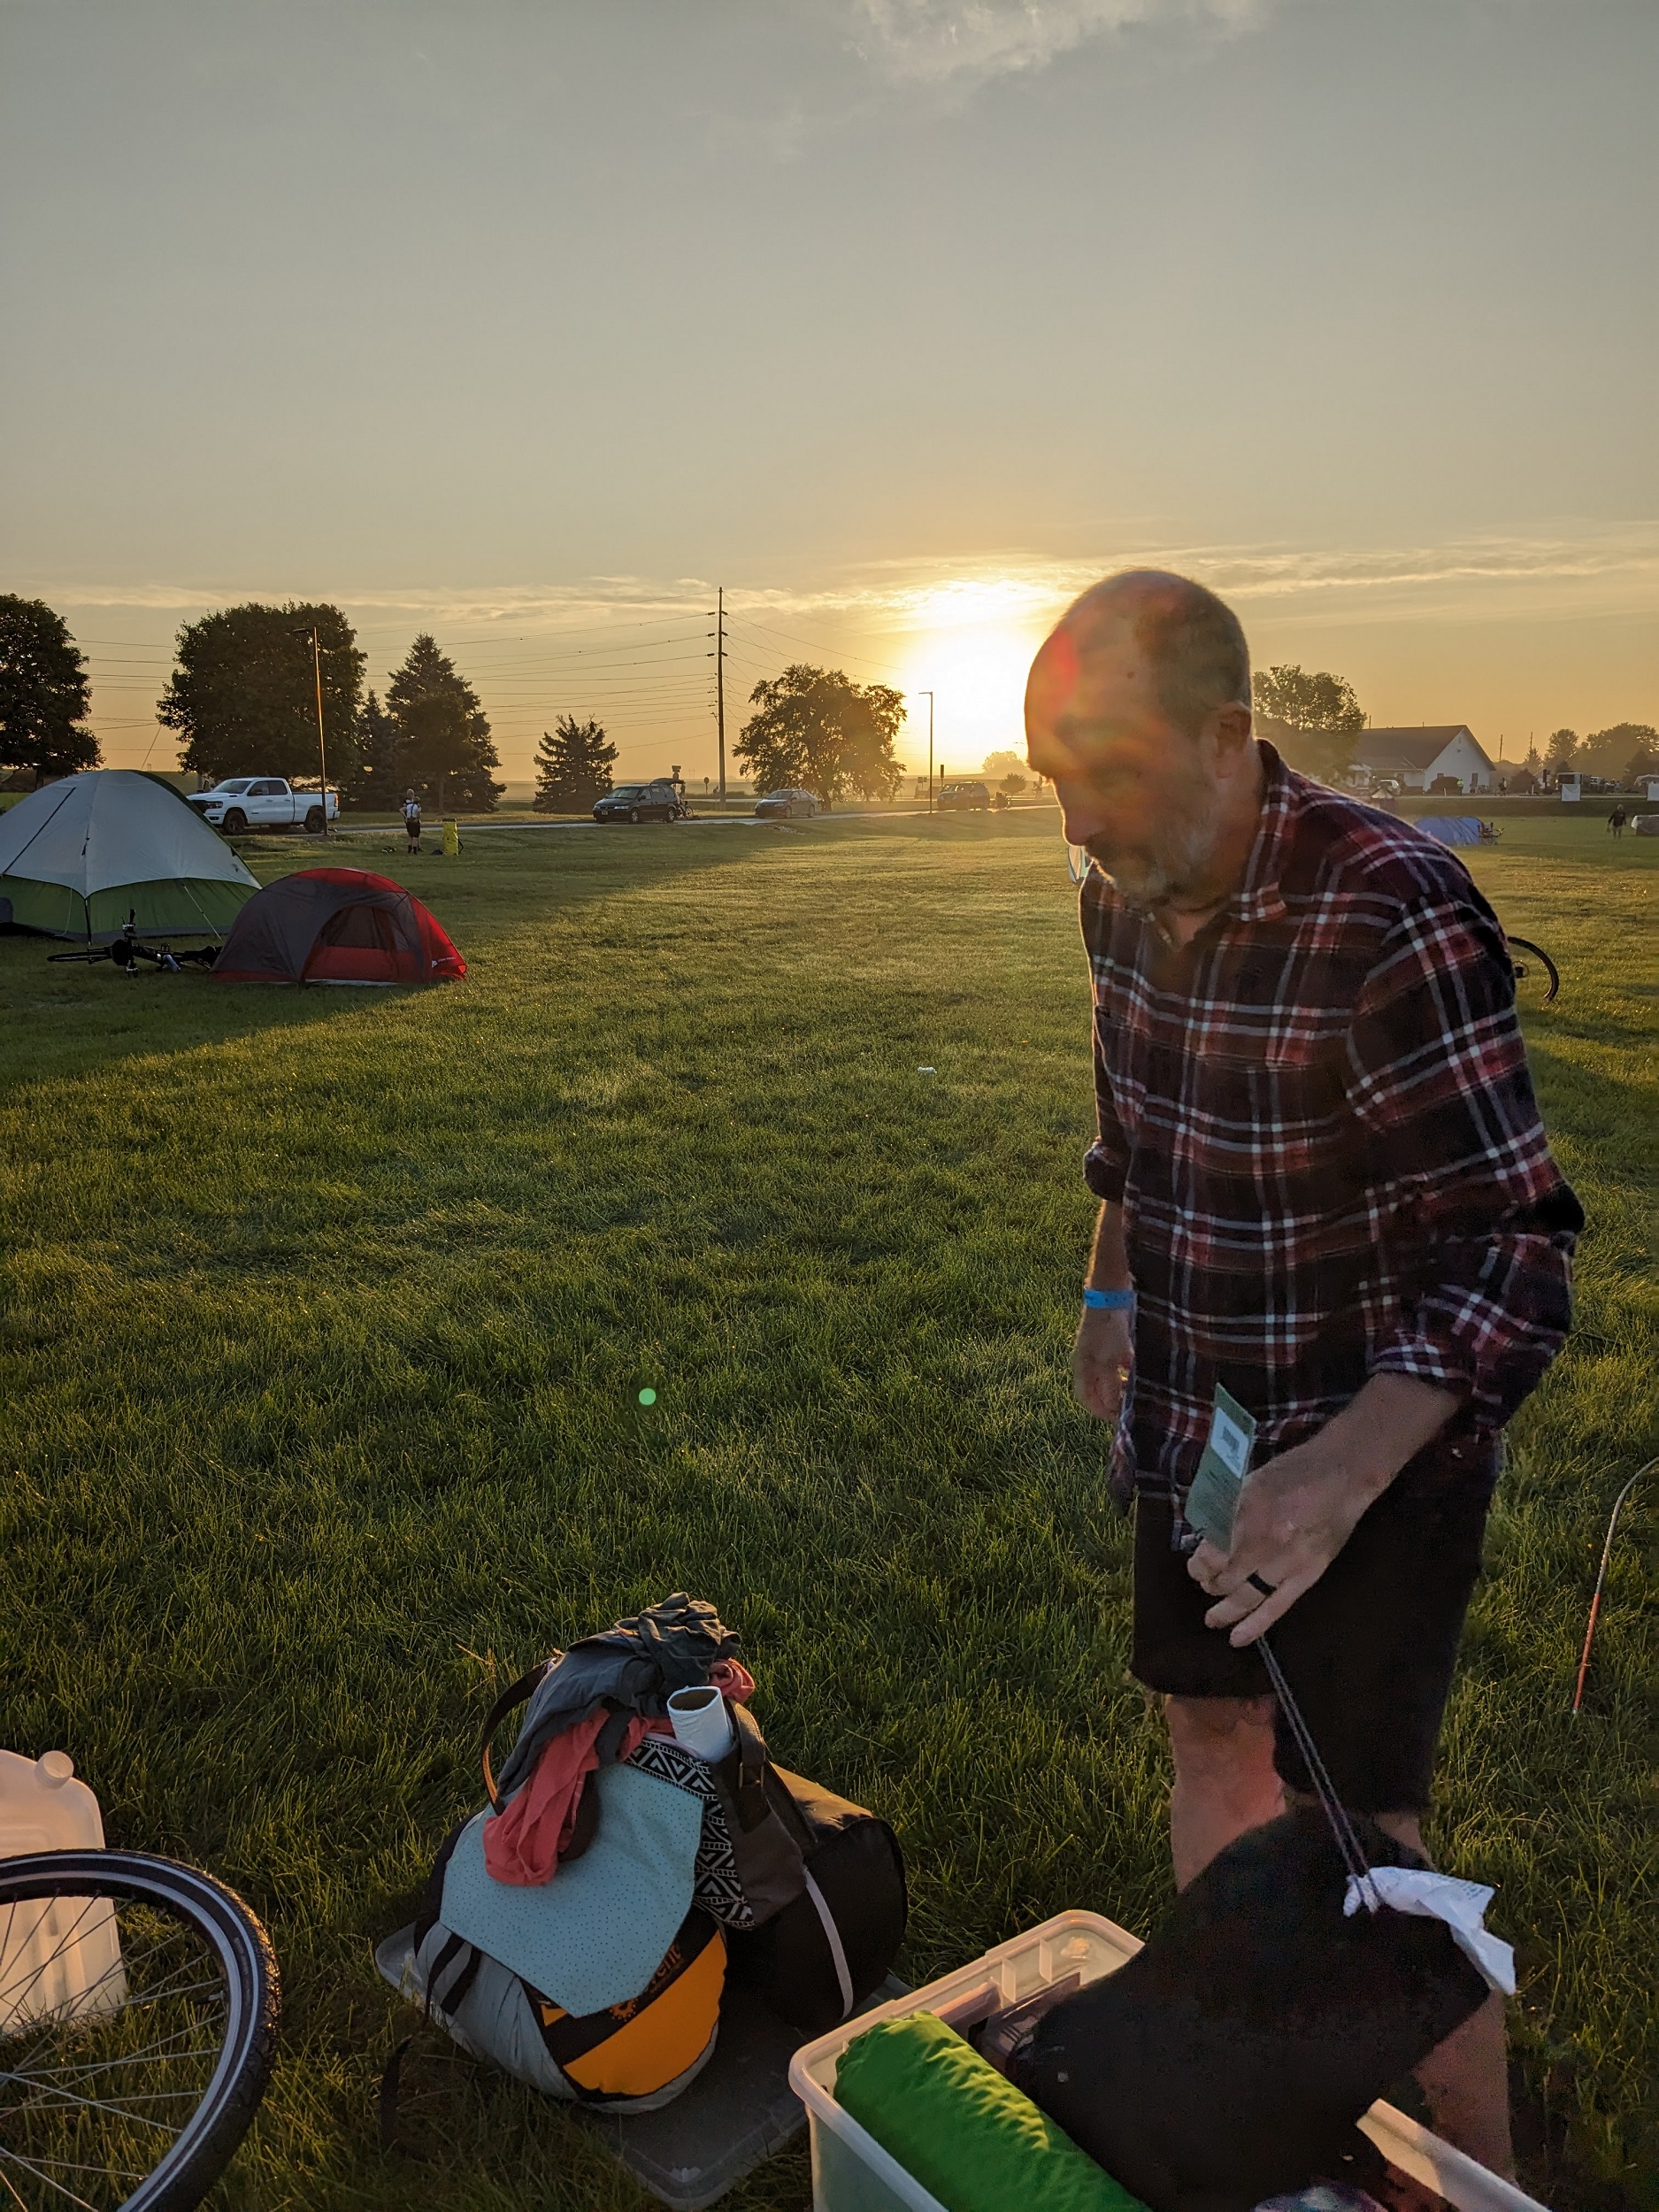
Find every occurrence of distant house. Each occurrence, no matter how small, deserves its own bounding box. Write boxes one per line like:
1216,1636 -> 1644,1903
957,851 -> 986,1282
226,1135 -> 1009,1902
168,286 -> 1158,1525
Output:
1343,726 -> 1495,794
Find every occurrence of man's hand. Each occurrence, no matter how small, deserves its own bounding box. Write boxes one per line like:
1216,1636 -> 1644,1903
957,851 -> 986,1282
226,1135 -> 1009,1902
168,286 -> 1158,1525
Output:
1187,1374 -> 1460,1645
1072,1304 -> 1134,1424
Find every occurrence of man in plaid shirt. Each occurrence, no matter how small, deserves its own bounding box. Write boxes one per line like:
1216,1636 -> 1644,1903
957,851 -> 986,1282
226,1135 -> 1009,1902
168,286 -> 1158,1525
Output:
1025,571 -> 1580,2171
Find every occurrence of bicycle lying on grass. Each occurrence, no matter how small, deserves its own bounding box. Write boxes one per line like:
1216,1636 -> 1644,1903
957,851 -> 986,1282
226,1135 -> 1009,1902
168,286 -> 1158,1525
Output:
46,915 -> 219,975
0,1851 -> 279,2209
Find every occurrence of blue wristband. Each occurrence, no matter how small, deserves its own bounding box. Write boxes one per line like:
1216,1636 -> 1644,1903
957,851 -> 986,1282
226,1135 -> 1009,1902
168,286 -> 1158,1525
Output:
1082,1286 -> 1135,1311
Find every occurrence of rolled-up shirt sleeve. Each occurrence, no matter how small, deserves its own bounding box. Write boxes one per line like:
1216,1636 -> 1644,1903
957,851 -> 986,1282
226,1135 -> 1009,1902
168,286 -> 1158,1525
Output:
1344,895 -> 1582,1432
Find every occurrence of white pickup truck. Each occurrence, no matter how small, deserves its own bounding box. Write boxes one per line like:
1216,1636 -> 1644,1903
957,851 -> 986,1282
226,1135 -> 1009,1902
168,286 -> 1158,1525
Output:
188,779 -> 340,835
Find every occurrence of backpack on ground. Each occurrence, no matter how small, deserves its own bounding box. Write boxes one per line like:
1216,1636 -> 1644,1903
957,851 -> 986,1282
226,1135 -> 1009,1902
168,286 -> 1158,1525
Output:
388,1608 -> 908,2114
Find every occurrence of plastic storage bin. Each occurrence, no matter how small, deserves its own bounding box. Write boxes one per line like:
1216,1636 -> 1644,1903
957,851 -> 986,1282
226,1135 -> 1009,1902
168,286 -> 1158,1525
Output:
789,1908 -> 1551,2212
0,1747 -> 126,2030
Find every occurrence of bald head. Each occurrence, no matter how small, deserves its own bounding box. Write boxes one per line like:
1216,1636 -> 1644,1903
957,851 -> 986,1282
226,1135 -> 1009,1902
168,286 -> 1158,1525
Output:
1029,570 -> 1250,757
1025,570 -> 1262,908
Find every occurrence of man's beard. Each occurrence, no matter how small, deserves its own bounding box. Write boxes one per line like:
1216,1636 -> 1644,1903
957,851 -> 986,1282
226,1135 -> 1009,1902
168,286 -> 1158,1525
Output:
1084,783 -> 1225,906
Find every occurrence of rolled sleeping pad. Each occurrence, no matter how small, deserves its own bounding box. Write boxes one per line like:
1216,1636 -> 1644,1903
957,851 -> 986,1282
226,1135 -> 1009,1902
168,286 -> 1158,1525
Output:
834,2009 -> 1148,2212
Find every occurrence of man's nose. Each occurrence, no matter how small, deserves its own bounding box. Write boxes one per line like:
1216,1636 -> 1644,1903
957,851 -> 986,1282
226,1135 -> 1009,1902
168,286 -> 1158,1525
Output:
1055,780 -> 1119,848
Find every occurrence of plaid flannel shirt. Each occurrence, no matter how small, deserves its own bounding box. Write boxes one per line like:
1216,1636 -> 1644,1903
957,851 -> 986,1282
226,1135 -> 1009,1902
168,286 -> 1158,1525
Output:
1082,743 -> 1581,1509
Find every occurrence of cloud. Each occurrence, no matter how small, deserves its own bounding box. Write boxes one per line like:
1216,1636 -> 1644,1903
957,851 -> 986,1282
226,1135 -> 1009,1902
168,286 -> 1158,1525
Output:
34,524 -> 1659,642
848,0 -> 1265,87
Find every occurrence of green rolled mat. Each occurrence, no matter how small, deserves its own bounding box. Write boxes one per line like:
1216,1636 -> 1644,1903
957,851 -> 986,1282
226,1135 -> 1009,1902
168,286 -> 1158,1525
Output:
833,2009 -> 1148,2212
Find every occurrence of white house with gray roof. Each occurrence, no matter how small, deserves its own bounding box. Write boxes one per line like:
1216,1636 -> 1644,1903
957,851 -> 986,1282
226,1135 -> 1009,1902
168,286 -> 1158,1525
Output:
1345,726 -> 1496,793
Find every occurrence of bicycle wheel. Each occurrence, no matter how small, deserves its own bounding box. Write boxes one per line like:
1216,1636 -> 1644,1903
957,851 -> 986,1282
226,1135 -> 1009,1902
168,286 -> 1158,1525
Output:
1507,935 -> 1560,1006
0,1851 -> 279,2211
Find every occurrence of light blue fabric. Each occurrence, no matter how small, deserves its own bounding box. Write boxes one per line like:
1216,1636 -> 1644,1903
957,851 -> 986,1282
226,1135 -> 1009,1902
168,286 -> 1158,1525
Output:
440,1761 -> 703,2017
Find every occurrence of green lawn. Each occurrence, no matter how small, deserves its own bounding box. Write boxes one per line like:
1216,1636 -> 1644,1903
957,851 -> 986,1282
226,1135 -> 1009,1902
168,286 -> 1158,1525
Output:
3,811 -> 1655,2212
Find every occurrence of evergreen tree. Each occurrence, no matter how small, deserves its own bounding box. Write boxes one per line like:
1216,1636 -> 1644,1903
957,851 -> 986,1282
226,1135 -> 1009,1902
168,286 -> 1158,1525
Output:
735,665 -> 905,804
386,634 -> 503,812
159,602 -> 363,785
1544,727 -> 1579,772
0,595 -> 99,781
341,689 -> 403,811
534,714 -> 618,811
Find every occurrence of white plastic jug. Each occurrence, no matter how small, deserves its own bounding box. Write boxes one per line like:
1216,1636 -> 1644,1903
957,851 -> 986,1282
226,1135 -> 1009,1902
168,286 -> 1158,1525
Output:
0,1747 -> 127,2030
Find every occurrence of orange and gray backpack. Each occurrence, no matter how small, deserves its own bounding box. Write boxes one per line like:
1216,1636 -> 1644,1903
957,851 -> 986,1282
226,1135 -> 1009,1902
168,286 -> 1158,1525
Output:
384,1660 -> 906,2116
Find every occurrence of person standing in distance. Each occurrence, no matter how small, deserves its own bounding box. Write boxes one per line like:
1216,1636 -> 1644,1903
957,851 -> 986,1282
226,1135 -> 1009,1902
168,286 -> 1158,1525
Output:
403,787 -> 423,856
1025,572 -> 1581,2174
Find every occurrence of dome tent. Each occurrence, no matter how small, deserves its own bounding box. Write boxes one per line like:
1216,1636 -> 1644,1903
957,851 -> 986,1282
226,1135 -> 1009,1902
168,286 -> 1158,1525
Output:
211,868 -> 465,986
0,771 -> 259,941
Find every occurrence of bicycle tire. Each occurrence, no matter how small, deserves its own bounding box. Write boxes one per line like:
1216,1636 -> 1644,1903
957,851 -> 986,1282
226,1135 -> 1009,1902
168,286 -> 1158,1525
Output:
0,1849 -> 280,2212
1506,935 -> 1560,1003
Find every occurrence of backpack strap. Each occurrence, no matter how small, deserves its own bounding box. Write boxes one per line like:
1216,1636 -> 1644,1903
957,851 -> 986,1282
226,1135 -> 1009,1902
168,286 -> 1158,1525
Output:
802,1866 -> 856,2020
729,1699 -> 772,1832
479,1654 -> 562,1808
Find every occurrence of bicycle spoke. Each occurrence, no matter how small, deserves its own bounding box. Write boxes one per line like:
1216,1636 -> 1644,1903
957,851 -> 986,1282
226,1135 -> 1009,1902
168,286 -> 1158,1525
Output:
0,1899 -> 104,2010
0,2145 -> 108,2208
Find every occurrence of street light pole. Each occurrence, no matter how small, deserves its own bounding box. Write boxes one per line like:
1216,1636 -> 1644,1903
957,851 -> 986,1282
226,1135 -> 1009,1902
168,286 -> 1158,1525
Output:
311,628 -> 330,838
917,690 -> 934,815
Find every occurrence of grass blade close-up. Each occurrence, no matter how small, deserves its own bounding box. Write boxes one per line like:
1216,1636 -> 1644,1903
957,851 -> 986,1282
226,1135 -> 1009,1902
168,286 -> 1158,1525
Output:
3,809 -> 1655,2212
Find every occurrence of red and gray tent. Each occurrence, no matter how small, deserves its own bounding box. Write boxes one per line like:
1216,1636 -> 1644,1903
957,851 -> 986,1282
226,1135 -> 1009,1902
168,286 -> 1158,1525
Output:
211,868 -> 465,985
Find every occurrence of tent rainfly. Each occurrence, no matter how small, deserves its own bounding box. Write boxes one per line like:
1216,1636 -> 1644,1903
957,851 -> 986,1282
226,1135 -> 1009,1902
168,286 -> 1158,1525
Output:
0,772 -> 259,941
211,868 -> 465,985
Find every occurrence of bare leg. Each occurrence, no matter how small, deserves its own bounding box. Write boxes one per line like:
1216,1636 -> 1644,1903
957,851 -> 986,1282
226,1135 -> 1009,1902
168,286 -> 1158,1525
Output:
1164,1693 -> 1283,1889
1375,1810 -> 1515,2177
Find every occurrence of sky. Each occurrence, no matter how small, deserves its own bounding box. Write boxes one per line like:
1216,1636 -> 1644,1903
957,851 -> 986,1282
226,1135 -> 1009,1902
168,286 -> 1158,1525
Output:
3,0 -> 1655,787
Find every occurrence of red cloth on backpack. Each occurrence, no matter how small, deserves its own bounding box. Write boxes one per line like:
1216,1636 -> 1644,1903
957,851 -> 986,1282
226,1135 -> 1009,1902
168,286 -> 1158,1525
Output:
483,1711 -> 654,1886
482,1664 -> 755,1887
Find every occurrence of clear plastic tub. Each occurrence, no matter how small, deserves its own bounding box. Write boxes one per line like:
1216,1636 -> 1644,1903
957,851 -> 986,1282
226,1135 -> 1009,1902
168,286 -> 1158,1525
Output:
788,1908 -> 1550,2212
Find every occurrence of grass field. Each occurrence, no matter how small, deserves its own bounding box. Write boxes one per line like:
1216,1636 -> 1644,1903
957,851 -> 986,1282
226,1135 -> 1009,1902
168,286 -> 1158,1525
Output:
3,810 -> 1655,2212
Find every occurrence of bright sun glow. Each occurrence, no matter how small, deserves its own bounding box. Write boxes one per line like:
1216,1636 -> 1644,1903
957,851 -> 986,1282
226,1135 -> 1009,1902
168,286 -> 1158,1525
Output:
895,618 -> 1045,779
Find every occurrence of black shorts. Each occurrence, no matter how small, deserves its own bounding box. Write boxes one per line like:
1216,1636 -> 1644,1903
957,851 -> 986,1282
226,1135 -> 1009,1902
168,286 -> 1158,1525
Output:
1131,1449 -> 1499,1814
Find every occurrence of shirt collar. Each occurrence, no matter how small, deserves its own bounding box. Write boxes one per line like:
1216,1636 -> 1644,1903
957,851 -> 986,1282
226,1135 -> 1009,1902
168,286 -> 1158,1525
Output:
1225,739 -> 1293,926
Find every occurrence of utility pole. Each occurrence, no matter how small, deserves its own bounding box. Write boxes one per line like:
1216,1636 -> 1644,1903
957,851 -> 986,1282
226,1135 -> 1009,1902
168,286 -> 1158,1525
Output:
311,628 -> 331,838
917,691 -> 934,815
708,587 -> 727,803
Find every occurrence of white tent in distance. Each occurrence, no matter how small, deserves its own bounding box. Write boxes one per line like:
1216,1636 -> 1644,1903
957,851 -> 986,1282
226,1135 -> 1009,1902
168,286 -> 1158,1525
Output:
0,772 -> 259,941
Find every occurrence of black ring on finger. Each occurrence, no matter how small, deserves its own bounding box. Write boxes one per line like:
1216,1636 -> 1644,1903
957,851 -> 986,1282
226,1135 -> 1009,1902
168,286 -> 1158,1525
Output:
1246,1572 -> 1277,1597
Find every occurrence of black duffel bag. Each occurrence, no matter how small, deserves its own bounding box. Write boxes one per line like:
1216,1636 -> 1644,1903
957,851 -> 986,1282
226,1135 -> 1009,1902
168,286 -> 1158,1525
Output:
710,1703 -> 908,2036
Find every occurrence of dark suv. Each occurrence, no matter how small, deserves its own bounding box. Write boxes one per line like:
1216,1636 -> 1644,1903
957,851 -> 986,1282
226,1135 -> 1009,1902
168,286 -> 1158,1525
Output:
594,780 -> 684,824
936,780 -> 990,811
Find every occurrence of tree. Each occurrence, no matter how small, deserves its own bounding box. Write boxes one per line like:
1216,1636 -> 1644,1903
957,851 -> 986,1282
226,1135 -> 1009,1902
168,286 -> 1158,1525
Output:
534,714 -> 618,811
1251,665 -> 1365,783
1544,727 -> 1579,772
0,596 -> 98,781
735,665 -> 905,805
158,602 -> 364,786
1578,721 -> 1659,787
981,749 -> 1027,781
386,634 -> 503,812
340,689 -> 403,812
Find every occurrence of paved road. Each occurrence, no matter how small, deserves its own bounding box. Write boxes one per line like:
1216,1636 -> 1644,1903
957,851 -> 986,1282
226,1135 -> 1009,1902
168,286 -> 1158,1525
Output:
326,808 -> 955,836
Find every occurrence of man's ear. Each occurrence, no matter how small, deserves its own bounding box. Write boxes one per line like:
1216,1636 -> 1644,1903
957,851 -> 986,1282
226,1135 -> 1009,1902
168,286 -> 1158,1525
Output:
1213,703 -> 1253,762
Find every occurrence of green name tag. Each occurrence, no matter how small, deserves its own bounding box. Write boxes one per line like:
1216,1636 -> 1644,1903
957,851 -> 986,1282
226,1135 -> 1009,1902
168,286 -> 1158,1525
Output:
1183,1385 -> 1257,1550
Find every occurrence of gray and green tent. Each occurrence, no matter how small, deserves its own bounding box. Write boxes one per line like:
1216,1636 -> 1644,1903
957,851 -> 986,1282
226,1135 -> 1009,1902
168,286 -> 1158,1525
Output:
0,771 -> 259,941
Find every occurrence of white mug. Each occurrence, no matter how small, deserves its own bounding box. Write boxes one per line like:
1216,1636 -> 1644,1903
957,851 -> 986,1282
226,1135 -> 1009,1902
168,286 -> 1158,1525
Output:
665,1685 -> 733,1762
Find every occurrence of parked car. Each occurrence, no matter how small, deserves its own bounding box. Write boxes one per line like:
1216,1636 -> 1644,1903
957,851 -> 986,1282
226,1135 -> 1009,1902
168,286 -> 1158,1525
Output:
188,779 -> 339,835
593,780 -> 685,824
754,787 -> 819,819
936,780 -> 989,811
